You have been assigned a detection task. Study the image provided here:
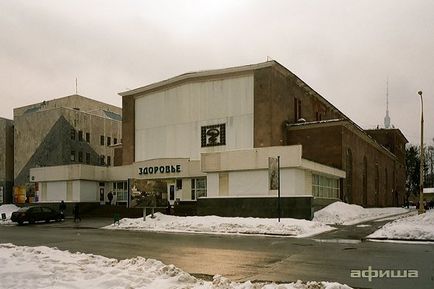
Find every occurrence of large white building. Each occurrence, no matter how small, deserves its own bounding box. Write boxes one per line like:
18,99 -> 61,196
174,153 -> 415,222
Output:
30,61 -> 347,219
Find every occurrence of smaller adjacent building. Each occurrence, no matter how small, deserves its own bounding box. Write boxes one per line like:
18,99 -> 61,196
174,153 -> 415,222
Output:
0,117 -> 14,204
13,94 -> 122,203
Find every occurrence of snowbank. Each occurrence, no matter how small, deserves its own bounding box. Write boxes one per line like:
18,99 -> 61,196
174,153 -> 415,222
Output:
103,213 -> 334,238
368,209 -> 434,240
313,201 -> 409,225
0,204 -> 20,225
0,243 -> 352,289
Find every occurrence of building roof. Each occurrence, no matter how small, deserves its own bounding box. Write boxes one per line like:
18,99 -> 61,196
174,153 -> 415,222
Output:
288,119 -> 400,160
119,61 -> 274,97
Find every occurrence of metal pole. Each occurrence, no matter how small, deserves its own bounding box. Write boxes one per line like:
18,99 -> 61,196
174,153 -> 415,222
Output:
418,91 -> 425,214
278,156 -> 281,222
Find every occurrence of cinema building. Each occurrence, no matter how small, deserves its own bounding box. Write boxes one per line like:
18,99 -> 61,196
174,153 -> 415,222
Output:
29,61 -> 407,219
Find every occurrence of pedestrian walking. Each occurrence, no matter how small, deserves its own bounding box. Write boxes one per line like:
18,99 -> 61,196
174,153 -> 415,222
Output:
73,203 -> 81,223
107,191 -> 113,205
59,200 -> 66,220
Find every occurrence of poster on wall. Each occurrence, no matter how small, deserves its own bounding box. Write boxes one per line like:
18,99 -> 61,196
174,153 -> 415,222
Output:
129,179 -> 168,208
268,157 -> 279,190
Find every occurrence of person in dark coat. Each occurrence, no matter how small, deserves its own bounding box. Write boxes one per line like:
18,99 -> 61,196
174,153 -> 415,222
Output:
107,191 -> 113,205
73,203 -> 81,223
59,200 -> 66,220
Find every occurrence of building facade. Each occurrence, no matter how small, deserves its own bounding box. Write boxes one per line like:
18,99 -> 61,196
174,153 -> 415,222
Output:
30,60 -> 407,218
0,117 -> 14,204
14,94 -> 122,203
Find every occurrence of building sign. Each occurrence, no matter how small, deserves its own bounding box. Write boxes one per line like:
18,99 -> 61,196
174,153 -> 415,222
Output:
138,165 -> 181,175
201,123 -> 226,147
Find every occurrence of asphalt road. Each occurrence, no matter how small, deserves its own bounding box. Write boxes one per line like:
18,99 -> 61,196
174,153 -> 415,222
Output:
0,219 -> 433,289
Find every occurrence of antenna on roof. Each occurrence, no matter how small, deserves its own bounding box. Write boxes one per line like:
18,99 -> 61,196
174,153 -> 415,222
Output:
266,56 -> 273,62
75,77 -> 78,94
384,77 -> 391,128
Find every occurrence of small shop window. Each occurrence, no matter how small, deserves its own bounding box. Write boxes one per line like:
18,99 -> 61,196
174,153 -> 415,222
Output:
70,151 -> 75,161
191,178 -> 207,200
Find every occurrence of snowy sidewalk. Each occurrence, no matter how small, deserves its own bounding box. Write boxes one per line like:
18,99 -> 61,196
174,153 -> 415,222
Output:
103,212 -> 335,238
0,243 -> 352,289
367,209 -> 434,241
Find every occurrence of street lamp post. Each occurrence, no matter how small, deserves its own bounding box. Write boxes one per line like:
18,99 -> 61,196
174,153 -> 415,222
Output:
418,91 -> 425,214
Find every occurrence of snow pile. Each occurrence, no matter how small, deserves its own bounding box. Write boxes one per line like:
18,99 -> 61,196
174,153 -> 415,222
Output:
0,204 -> 20,225
0,243 -> 352,289
103,213 -> 334,238
313,202 -> 409,225
368,209 -> 434,240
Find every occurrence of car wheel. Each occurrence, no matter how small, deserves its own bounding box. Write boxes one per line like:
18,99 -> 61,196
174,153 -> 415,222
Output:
18,220 -> 23,225
29,218 -> 35,224
45,219 -> 50,223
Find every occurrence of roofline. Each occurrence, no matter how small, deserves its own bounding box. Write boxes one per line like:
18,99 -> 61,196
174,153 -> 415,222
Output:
365,128 -> 409,144
288,119 -> 399,160
118,61 -> 275,97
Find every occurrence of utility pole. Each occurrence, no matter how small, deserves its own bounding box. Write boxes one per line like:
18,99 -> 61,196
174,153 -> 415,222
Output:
418,91 -> 425,214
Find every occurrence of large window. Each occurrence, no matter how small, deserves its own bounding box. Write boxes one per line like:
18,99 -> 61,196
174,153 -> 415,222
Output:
312,174 -> 340,199
191,178 -> 207,200
112,181 -> 128,204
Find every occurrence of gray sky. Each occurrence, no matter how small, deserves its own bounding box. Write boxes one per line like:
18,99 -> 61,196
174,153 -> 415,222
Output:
1,0 -> 433,145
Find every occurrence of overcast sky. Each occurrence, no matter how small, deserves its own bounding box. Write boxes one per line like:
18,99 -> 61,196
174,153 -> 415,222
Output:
0,0 -> 433,145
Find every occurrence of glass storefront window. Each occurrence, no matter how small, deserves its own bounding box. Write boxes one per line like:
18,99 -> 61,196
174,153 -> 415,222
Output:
312,174 -> 339,199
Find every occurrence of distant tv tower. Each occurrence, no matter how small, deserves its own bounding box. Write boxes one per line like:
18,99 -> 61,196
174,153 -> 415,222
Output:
384,78 -> 391,129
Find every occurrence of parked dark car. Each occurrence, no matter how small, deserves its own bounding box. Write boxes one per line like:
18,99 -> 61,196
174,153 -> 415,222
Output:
11,206 -> 62,225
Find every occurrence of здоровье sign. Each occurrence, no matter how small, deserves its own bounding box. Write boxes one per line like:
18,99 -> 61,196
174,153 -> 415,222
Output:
138,165 -> 181,176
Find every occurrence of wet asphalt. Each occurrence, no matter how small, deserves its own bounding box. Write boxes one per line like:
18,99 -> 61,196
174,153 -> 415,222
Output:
0,215 -> 433,289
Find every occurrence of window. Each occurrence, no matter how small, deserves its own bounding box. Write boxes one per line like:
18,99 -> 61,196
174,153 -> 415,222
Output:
78,131 -> 83,141
70,151 -> 75,161
294,98 -> 302,121
100,155 -> 105,166
107,136 -> 111,146
114,138 -> 118,145
191,178 -> 207,200
100,135 -> 105,146
312,174 -> 340,199
107,156 -> 111,166
78,151 -> 83,163
176,179 -> 182,190
86,152 -> 90,164
86,132 -> 90,143
112,181 -> 128,203
70,129 -> 76,140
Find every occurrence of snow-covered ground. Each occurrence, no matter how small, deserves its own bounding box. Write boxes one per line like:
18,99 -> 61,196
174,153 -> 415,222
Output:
313,201 -> 410,225
368,209 -> 434,240
103,212 -> 335,237
0,204 -> 19,225
0,243 -> 352,289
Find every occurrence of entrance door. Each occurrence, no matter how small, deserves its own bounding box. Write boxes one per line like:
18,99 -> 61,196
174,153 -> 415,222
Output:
168,183 -> 175,205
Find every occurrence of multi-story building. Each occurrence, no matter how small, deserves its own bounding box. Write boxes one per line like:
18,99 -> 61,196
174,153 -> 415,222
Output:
0,117 -> 14,204
14,94 -> 121,203
30,61 -> 407,219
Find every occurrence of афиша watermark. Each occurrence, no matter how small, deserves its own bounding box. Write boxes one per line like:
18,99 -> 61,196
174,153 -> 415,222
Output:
351,266 -> 419,282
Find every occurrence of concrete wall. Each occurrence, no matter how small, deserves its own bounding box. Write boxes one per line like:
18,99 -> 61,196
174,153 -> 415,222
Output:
14,97 -> 121,188
40,180 -> 99,202
197,196 -> 313,219
134,74 -> 254,161
0,117 -> 14,203
207,168 -> 312,198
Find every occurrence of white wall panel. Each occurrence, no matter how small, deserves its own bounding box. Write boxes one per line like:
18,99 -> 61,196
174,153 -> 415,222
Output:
135,75 -> 254,161
206,173 -> 219,197
228,170 -> 267,196
46,181 -> 67,201
80,181 -> 98,202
